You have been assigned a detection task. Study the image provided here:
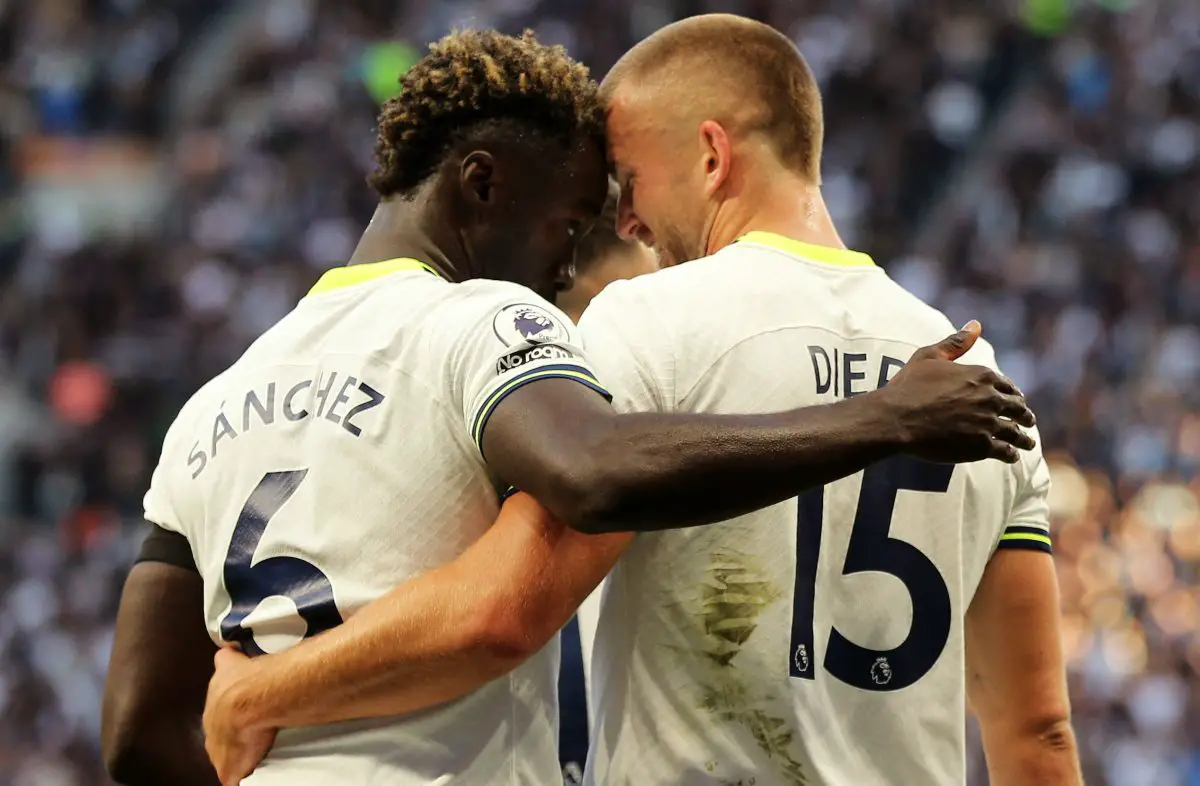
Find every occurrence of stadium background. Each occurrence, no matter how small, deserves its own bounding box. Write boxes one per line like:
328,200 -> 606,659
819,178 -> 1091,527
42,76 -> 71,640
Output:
0,0 -> 1196,783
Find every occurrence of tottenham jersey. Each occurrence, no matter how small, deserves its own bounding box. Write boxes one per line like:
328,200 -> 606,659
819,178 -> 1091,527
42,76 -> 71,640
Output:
578,233 -> 1051,786
142,258 -> 608,786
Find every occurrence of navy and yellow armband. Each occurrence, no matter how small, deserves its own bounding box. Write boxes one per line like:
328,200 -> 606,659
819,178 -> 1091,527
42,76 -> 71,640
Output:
996,525 -> 1052,554
470,363 -> 611,452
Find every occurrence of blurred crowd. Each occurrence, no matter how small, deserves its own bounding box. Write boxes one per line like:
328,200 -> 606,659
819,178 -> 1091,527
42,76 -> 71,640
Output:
0,0 -> 1195,784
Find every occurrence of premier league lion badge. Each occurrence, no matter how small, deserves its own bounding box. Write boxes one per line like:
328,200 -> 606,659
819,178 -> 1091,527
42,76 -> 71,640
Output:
493,303 -> 570,346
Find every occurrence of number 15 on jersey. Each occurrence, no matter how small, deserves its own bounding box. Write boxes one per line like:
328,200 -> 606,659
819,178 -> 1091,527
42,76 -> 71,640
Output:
790,457 -> 955,692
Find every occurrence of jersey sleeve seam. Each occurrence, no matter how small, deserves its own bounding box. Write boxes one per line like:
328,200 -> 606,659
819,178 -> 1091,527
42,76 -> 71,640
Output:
1002,519 -> 1050,529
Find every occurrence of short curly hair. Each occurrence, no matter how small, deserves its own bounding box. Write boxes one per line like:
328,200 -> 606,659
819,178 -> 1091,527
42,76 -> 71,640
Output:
369,30 -> 604,198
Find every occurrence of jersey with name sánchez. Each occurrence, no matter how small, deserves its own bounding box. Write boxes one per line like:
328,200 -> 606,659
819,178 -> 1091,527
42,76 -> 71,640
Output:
578,233 -> 1052,786
142,258 -> 608,786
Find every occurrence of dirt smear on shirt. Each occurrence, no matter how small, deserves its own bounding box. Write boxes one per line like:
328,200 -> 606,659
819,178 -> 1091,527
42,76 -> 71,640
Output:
663,548 -> 810,785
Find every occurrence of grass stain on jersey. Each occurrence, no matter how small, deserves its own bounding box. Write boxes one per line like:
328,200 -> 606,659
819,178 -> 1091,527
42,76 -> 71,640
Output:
700,683 -> 809,785
664,549 -> 810,785
699,554 -> 779,662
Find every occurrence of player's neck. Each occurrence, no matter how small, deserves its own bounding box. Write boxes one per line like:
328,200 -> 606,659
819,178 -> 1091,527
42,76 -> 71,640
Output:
705,182 -> 846,257
349,201 -> 465,282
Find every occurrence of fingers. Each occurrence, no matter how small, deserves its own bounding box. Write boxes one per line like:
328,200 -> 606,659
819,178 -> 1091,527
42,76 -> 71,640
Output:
956,365 -> 1035,428
214,646 -> 243,669
991,419 -> 1036,452
204,739 -> 228,785
940,320 -> 981,360
986,438 -> 1021,464
912,320 -> 982,363
990,391 -> 1036,428
971,367 -> 1035,427
210,744 -> 247,786
978,418 -> 1036,465
228,757 -> 257,786
989,373 -> 1023,398
208,740 -> 258,786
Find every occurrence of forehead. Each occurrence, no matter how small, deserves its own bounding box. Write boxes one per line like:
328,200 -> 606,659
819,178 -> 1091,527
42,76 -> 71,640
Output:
527,137 -> 608,208
604,93 -> 659,173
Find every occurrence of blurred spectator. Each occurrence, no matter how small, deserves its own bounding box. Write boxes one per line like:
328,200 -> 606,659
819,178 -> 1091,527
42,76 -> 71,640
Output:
0,1 -> 1194,784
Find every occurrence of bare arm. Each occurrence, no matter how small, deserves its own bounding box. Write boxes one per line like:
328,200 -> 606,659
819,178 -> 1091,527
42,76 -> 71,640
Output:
207,493 -> 630,731
485,325 -> 1035,534
102,549 -> 219,786
966,550 -> 1081,786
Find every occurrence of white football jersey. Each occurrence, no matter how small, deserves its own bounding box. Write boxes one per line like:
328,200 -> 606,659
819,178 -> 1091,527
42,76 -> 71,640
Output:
578,232 -> 1051,786
143,258 -> 609,786
575,583 -> 605,731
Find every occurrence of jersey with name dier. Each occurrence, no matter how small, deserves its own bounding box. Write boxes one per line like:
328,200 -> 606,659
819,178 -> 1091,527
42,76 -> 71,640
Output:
577,232 -> 1051,786
142,258 -> 610,786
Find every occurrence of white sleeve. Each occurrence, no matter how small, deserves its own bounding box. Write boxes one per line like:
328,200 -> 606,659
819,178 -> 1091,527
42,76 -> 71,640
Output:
576,280 -> 674,415
959,340 -> 1053,556
448,282 -> 610,455
142,432 -> 184,535
995,435 -> 1052,554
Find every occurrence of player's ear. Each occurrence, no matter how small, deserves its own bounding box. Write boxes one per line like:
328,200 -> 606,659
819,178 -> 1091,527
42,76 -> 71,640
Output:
698,120 -> 731,197
461,151 -> 498,206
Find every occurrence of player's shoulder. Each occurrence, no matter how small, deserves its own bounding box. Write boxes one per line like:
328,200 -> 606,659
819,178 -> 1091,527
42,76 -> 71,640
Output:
447,276 -> 539,304
444,279 -> 576,345
579,245 -> 835,368
166,364 -> 242,437
345,275 -> 575,354
882,284 -> 1003,370
150,367 -> 235,493
602,248 -> 732,296
145,366 -> 248,530
592,240 -> 863,309
307,265 -> 548,328
862,270 -> 1006,369
580,250 -> 732,330
449,278 -> 560,316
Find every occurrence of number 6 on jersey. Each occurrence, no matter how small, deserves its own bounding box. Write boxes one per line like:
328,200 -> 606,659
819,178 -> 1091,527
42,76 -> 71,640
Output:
219,470 -> 344,655
790,457 -> 955,692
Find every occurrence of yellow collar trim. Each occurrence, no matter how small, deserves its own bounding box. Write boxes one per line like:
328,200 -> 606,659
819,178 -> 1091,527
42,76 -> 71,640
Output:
307,258 -> 442,296
738,231 -> 875,268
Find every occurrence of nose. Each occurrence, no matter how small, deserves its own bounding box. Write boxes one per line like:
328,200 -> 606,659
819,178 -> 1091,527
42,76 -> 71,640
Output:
554,255 -> 576,292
